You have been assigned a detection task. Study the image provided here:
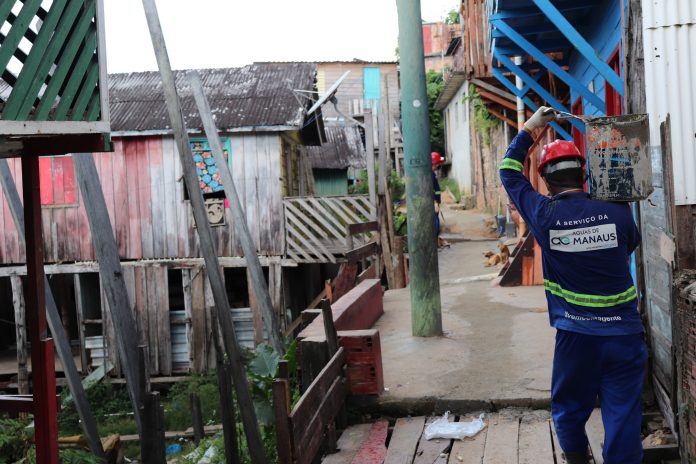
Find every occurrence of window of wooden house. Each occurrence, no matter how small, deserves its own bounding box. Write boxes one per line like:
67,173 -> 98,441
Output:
605,47 -> 622,116
185,138 -> 231,200
39,155 -> 77,206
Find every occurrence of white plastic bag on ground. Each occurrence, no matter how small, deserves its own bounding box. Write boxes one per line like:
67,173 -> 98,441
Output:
424,411 -> 486,440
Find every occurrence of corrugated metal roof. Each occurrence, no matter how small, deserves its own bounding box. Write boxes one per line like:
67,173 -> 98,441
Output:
108,63 -> 317,132
643,0 -> 696,205
303,124 -> 366,169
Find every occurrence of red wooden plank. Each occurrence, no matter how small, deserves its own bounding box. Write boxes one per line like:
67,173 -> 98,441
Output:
39,157 -> 53,205
111,139 -> 129,258
350,420 -> 389,464
423,25 -> 433,55
123,139 -> 142,259
11,159 -> 23,263
299,279 -> 384,338
147,137 -> 165,257
136,138 -> 154,258
62,157 -> 77,204
54,157 -> 65,205
76,155 -> 94,260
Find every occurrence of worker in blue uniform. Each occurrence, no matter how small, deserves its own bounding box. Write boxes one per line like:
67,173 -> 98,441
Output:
499,107 -> 647,464
432,152 -> 444,246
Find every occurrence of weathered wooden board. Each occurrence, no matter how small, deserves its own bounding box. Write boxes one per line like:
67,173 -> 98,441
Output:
482,417 -> 519,464
519,418 -> 553,464
0,133 -> 286,264
413,416 -> 454,464
585,409 -> 604,464
384,416 -> 426,464
448,417 -> 488,464
550,420 -> 567,464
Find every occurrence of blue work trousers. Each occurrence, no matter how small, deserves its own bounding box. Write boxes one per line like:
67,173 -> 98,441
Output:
552,329 -> 647,464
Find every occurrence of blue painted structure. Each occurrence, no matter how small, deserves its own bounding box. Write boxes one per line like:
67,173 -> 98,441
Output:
487,0 -> 637,284
488,0 -> 624,131
363,67 -> 381,109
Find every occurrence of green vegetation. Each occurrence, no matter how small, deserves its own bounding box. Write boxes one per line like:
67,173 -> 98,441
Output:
439,177 -> 461,203
445,8 -> 461,25
463,85 -> 501,146
350,167 -> 405,202
426,70 -> 445,154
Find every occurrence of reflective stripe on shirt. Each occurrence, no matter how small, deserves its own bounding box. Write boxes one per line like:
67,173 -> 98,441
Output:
544,279 -> 637,308
499,158 -> 524,172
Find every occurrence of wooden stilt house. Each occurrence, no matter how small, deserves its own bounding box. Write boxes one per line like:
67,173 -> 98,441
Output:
0,62 -> 376,382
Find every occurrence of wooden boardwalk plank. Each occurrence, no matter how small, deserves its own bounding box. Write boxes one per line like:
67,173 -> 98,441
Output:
322,423 -> 372,464
384,416 -> 426,464
414,416 -> 454,464
551,420 -> 567,464
448,418 -> 488,464
519,419 -> 554,464
350,420 -> 389,464
482,416 -> 519,464
585,409 -> 604,464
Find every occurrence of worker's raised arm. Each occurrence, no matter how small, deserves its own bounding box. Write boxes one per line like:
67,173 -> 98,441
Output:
499,107 -> 556,228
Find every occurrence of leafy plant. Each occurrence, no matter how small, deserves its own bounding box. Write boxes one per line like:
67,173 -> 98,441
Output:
426,70 -> 445,154
248,343 -> 281,426
58,379 -> 131,436
463,85 -> 501,146
439,177 -> 461,203
0,416 -> 31,461
445,8 -> 460,24
165,373 -> 221,431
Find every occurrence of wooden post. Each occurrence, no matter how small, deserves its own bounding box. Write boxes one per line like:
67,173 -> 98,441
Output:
379,198 -> 396,289
321,299 -> 338,357
73,275 -> 90,373
189,72 -> 284,354
22,154 -> 59,464
213,318 -> 241,464
268,263 -> 282,325
189,393 -> 205,445
0,159 -> 105,459
247,268 -> 264,346
73,153 -> 151,455
140,2 -> 267,461
273,360 -> 293,464
377,103 -> 387,196
141,391 -> 166,464
364,108 -> 377,220
10,275 -> 28,395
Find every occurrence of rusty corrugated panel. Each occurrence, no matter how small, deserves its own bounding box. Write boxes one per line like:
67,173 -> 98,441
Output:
303,125 -> 366,169
108,63 -> 316,132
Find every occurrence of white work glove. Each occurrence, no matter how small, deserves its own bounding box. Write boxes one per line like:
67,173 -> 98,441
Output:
523,106 -> 557,132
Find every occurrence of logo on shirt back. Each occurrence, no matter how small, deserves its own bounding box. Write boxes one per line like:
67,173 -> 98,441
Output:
549,224 -> 618,252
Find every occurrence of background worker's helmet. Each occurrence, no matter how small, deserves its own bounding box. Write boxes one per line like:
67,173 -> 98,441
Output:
431,151 -> 445,168
538,140 -> 585,176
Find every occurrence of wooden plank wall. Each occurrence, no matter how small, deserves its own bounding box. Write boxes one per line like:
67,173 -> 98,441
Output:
0,133 -> 285,264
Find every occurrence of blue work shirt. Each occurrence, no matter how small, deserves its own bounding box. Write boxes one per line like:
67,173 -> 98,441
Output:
499,130 -> 643,336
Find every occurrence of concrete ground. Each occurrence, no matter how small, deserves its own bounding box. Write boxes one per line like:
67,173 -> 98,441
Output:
372,205 -> 554,414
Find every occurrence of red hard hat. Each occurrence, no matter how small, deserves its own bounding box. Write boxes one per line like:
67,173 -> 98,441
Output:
431,152 -> 445,167
538,140 -> 585,176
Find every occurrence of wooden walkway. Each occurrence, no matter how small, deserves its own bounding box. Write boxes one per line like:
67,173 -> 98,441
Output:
322,409 -> 612,464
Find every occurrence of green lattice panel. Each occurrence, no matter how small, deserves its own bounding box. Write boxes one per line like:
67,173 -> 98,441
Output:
0,0 -> 102,122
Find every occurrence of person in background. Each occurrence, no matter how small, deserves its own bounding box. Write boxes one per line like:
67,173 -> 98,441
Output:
431,152 -> 448,248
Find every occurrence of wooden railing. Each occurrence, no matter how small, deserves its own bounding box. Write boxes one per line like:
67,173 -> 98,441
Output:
283,196 -> 376,263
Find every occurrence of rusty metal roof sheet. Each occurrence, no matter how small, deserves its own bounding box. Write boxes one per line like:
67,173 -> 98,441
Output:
303,124 -> 366,169
108,63 -> 317,133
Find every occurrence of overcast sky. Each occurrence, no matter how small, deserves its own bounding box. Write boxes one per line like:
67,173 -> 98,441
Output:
104,0 -> 458,73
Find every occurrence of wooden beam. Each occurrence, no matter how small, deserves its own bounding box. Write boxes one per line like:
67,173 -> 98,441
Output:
140,3 -> 267,462
0,158 -> 105,459
73,153 -> 150,457
485,105 -> 518,128
189,71 -> 284,354
10,275 -> 28,395
478,88 -> 518,112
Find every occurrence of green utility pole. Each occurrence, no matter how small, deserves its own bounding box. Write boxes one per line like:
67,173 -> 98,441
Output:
396,0 -> 442,336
